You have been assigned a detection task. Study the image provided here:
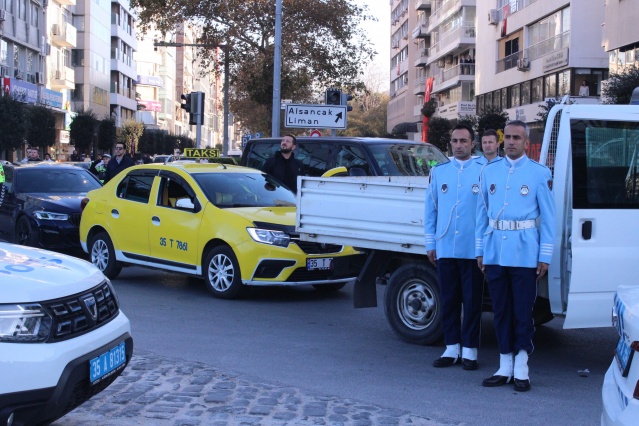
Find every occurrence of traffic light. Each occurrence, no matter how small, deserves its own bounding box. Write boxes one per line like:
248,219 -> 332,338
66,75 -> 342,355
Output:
341,93 -> 353,112
325,88 -> 341,105
180,93 -> 194,124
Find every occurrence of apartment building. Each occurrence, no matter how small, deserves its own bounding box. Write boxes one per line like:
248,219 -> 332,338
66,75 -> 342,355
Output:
602,0 -> 639,75
109,0 -> 137,125
388,0 -> 477,141
475,0 -> 608,147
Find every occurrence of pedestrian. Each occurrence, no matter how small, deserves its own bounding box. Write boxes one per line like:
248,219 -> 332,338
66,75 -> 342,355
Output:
476,120 -> 555,392
104,143 -> 135,183
261,134 -> 303,193
425,123 -> 485,370
21,147 -> 42,163
481,129 -> 501,163
90,154 -> 111,183
44,153 -> 54,162
459,55 -> 466,75
579,80 -> 590,96
70,149 -> 80,162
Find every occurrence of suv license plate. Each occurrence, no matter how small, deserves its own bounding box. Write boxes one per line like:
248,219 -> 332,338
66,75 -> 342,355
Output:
307,258 -> 333,270
90,341 -> 126,384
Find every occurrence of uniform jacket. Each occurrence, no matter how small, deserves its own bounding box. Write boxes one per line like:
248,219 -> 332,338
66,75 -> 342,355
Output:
475,156 -> 555,267
424,157 -> 485,259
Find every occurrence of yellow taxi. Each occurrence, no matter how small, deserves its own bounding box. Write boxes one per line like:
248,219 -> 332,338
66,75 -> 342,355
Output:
79,160 -> 365,299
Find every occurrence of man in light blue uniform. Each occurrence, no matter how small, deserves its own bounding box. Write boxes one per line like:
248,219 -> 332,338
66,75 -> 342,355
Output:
425,123 -> 485,370
481,129 -> 501,163
476,120 -> 555,392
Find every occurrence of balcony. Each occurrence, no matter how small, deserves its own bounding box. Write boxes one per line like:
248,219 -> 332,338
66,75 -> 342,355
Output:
51,22 -> 77,48
412,19 -> 430,39
50,66 -> 75,90
414,49 -> 429,67
524,31 -> 570,62
415,0 -> 432,10
428,22 -> 475,64
56,0 -> 76,5
496,51 -> 523,73
413,76 -> 427,95
414,104 -> 425,117
433,63 -> 475,93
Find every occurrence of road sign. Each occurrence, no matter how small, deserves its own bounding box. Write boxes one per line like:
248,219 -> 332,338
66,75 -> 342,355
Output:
284,104 -> 347,130
255,132 -> 262,138
310,129 -> 322,137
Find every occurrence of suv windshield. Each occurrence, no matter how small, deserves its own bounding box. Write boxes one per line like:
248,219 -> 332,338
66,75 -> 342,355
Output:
367,143 -> 449,176
192,172 -> 296,208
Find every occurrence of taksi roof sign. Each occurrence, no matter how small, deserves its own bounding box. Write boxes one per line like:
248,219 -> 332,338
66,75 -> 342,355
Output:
285,104 -> 347,129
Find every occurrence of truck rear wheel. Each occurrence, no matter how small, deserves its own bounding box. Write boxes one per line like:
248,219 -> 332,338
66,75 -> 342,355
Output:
384,263 -> 443,345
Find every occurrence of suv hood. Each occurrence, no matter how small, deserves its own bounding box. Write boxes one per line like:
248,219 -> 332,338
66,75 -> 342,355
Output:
0,243 -> 105,303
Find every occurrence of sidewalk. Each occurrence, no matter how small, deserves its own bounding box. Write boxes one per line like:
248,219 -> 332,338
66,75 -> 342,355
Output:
54,350 -> 451,426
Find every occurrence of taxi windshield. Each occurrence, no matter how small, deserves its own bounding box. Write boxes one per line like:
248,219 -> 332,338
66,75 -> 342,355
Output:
192,172 -> 296,208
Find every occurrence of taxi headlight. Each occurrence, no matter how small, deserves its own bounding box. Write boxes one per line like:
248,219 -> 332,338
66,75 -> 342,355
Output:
247,228 -> 290,248
0,304 -> 52,343
34,211 -> 69,221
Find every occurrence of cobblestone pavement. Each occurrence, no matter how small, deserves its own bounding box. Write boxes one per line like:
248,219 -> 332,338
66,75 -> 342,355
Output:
54,350 -> 453,426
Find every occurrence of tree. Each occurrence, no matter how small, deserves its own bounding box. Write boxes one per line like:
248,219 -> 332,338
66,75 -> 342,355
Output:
117,120 -> 145,155
427,117 -> 452,154
25,105 -> 57,153
98,118 -> 117,152
132,0 -> 376,133
421,98 -> 438,119
69,108 -> 98,154
476,106 -> 509,139
601,65 -> 639,105
339,64 -> 390,137
0,94 -> 28,154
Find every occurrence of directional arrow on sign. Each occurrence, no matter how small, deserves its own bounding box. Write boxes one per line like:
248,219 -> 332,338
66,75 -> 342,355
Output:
335,112 -> 343,123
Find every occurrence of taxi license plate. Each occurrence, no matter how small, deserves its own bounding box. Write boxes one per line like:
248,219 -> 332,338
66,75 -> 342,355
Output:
90,341 -> 126,384
615,337 -> 634,377
307,258 -> 333,271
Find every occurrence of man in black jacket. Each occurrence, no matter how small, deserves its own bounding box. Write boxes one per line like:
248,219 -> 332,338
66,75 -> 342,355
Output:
104,143 -> 135,183
261,134 -> 303,193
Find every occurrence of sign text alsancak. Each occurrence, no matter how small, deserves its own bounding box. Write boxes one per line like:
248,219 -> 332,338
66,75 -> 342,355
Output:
285,104 -> 347,130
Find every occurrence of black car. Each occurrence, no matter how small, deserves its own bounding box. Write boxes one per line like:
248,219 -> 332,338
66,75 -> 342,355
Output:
240,136 -> 448,177
0,162 -> 102,250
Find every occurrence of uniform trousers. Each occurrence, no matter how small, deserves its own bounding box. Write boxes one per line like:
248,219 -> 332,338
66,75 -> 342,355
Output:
484,265 -> 538,355
436,258 -> 484,349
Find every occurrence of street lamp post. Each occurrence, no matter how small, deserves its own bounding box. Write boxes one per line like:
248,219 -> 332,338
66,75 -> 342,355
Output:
271,0 -> 282,137
154,41 -> 230,155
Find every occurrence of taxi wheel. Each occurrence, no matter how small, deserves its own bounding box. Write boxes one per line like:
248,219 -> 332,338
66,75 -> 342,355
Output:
203,246 -> 243,299
90,232 -> 122,280
15,216 -> 38,247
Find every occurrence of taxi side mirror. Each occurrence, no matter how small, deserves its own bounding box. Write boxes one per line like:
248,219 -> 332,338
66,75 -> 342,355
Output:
175,198 -> 195,210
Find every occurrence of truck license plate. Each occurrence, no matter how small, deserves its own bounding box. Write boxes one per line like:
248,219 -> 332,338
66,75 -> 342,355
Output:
90,341 -> 126,384
615,337 -> 634,377
307,258 -> 333,270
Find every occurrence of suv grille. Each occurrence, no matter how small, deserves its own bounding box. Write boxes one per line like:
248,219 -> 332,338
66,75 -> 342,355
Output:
290,234 -> 342,254
69,213 -> 82,226
44,281 -> 119,343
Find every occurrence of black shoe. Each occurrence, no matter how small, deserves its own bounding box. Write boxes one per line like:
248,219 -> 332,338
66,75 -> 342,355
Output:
462,358 -> 478,370
482,375 -> 511,387
433,356 -> 459,368
513,378 -> 531,392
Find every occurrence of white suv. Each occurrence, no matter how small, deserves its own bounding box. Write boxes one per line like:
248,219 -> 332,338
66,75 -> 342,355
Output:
0,243 -> 132,425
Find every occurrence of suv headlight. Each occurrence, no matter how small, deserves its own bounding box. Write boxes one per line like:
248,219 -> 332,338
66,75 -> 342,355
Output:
34,211 -> 69,220
0,304 -> 52,343
247,228 -> 290,248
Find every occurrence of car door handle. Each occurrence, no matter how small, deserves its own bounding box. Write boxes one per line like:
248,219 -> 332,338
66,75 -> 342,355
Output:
582,220 -> 592,240
151,216 -> 161,226
111,209 -> 119,218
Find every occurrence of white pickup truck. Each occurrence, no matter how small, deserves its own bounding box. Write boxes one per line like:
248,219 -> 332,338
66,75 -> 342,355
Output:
296,102 -> 639,345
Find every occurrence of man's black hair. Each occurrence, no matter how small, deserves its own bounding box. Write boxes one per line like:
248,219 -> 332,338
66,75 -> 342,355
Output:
284,134 -> 297,145
452,123 -> 475,143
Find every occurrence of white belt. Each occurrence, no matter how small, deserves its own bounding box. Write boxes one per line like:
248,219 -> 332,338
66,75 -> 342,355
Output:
489,219 -> 537,231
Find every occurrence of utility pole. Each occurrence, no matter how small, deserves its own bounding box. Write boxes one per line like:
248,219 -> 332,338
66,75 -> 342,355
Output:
154,41 -> 230,155
271,0 -> 282,137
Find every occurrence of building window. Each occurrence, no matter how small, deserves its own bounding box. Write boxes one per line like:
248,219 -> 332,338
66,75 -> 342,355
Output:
501,88 -> 509,109
71,49 -> 84,67
526,7 -> 570,61
73,84 -> 84,101
531,78 -> 543,103
0,40 -> 7,65
544,74 -> 557,99
72,15 -> 85,32
29,2 -> 38,26
521,81 -> 530,105
511,84 -> 520,107
558,70 -> 571,96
